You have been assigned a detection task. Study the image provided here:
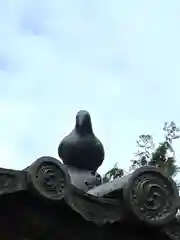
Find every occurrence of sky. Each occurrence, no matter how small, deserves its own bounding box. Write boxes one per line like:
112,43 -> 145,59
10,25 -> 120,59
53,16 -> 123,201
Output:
0,0 -> 180,177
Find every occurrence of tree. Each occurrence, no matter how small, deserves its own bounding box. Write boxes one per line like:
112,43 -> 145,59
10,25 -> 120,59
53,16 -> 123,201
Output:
163,121 -> 180,143
150,121 -> 180,177
149,142 -> 179,177
130,134 -> 155,170
130,121 -> 180,178
103,121 -> 180,183
102,163 -> 124,183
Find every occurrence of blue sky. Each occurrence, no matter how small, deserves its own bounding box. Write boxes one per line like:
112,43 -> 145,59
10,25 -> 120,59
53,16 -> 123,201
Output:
0,0 -> 180,177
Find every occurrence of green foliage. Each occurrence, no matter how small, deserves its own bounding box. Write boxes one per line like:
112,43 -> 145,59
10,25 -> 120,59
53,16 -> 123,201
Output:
149,142 -> 180,177
102,163 -> 124,183
129,121 -> 180,178
130,134 -> 155,170
163,121 -> 180,143
103,121 -> 180,183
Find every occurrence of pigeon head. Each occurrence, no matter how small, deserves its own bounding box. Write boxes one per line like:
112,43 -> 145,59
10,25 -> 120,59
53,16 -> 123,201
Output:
75,110 -> 93,135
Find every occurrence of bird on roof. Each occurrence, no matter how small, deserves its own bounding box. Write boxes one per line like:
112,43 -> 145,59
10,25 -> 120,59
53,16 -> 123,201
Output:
58,110 -> 105,172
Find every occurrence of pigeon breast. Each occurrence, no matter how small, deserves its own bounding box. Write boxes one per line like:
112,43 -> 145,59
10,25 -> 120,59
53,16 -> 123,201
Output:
58,130 -> 104,172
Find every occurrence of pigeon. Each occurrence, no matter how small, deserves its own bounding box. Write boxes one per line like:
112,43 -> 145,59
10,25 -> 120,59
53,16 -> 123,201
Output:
58,110 -> 105,172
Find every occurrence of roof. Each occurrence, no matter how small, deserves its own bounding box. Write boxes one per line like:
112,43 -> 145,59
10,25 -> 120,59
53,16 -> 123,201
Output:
0,156 -> 179,239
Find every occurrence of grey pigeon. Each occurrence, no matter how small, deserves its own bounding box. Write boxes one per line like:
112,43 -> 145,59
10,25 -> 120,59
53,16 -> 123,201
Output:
58,110 -> 105,172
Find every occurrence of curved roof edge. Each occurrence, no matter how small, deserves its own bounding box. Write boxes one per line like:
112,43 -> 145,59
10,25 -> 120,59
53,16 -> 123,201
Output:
0,156 -> 180,239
